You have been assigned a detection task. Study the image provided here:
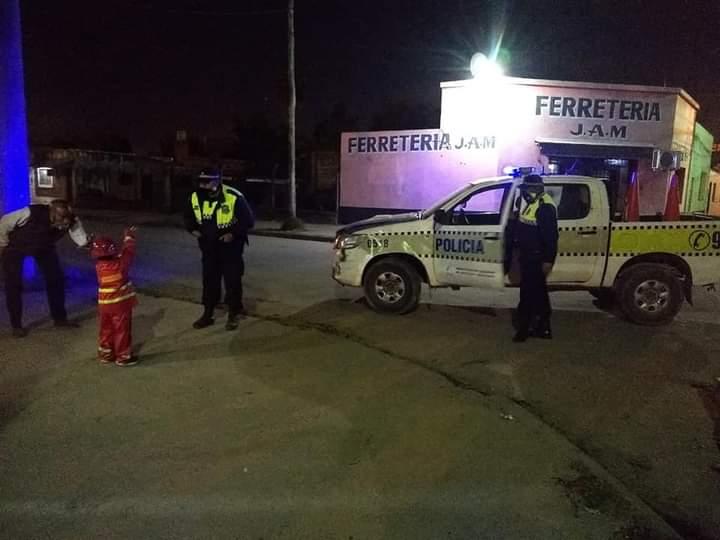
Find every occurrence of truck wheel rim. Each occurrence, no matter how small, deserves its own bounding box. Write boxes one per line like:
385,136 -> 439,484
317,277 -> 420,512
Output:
375,272 -> 405,304
634,280 -> 670,313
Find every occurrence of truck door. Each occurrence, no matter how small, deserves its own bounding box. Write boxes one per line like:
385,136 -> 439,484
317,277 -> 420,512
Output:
433,183 -> 511,288
544,182 -> 607,284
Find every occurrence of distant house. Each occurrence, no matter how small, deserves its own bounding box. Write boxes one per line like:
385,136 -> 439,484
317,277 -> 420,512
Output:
30,132 -> 249,212
30,147 -> 173,210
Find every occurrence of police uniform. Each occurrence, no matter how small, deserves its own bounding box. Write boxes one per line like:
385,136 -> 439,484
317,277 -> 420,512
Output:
184,183 -> 254,327
511,182 -> 558,341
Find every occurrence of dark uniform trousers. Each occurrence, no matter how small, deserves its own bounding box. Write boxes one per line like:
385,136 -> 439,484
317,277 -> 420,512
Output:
2,247 -> 66,328
201,244 -> 244,315
516,257 -> 551,334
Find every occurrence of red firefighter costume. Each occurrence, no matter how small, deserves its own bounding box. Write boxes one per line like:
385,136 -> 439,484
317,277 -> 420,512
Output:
92,231 -> 137,364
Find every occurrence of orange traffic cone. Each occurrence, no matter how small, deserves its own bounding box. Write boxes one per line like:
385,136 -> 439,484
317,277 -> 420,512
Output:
624,171 -> 640,222
663,173 -> 681,221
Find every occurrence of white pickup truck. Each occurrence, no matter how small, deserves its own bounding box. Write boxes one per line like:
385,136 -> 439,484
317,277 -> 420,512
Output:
332,174 -> 720,325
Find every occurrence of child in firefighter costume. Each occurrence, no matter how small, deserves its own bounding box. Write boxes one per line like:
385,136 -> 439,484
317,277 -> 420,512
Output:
90,227 -> 138,366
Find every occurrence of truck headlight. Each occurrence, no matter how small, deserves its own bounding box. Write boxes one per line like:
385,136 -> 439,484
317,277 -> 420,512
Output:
334,234 -> 361,250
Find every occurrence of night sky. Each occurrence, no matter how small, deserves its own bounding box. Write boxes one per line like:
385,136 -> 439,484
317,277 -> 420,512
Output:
21,0 -> 720,155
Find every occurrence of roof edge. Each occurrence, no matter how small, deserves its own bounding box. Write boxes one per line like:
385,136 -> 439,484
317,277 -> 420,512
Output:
441,77 -> 699,109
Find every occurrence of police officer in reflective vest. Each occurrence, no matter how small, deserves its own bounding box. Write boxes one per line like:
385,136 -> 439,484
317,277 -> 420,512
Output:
184,169 -> 254,330
511,174 -> 558,342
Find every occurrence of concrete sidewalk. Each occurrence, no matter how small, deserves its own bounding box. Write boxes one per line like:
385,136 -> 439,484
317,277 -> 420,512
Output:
76,208 -> 337,242
0,294 -> 682,539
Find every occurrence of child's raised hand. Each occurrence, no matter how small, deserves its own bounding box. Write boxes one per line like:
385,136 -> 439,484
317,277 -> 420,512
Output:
124,226 -> 137,237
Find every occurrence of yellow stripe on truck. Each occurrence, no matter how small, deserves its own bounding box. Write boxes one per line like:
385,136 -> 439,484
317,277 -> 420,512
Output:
610,224 -> 720,256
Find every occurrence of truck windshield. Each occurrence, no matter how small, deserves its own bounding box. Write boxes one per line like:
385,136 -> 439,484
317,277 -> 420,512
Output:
422,180 -> 505,218
422,183 -> 474,219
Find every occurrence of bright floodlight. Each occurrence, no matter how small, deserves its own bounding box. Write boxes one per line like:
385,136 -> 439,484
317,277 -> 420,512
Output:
470,52 -> 503,79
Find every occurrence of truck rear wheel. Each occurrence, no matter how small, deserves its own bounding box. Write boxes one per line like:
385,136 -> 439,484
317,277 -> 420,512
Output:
363,257 -> 421,314
616,263 -> 683,326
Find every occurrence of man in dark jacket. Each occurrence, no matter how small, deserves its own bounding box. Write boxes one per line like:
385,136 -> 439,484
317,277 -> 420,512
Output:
510,174 -> 559,342
184,169 -> 254,331
0,199 -> 89,337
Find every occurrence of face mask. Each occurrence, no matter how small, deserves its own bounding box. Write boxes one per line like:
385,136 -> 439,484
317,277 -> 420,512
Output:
199,182 -> 220,195
521,191 -> 535,203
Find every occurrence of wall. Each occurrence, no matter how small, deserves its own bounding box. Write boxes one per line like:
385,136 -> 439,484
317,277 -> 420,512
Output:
708,169 -> 720,217
441,78 -> 679,159
339,78 -> 697,221
339,129 -> 502,221
684,122 -> 713,213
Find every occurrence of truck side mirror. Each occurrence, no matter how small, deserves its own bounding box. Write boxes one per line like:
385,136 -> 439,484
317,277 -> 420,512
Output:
434,209 -> 449,225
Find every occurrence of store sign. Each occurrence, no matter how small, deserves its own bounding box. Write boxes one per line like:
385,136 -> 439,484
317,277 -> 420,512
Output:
535,95 -> 663,141
346,131 -> 496,154
340,129 -> 501,215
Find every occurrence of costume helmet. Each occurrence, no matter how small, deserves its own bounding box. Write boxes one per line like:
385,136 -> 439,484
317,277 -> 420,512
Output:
90,237 -> 119,259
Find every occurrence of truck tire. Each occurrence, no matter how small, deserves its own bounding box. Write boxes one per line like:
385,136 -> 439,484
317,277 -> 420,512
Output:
363,257 -> 421,314
616,263 -> 683,326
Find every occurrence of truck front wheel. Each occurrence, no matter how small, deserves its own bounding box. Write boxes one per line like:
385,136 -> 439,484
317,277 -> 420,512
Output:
616,263 -> 683,326
363,257 -> 421,314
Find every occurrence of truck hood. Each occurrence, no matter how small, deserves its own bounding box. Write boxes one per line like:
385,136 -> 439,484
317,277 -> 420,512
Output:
336,212 -> 421,236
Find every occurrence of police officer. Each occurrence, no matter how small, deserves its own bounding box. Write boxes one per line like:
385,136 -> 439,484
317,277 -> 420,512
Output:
510,174 -> 558,342
184,169 -> 254,331
0,199 -> 89,337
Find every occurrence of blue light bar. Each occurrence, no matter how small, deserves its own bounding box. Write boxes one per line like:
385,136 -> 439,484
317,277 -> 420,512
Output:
502,166 -> 536,178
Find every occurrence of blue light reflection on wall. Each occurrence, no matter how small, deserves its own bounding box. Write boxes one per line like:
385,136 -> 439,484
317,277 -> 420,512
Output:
1,0 -> 34,279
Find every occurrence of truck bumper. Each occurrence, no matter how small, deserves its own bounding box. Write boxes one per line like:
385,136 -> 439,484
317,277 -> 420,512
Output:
332,249 -> 364,287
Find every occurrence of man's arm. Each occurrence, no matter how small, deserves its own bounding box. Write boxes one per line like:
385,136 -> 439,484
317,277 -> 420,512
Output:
119,227 -> 137,272
184,195 -> 200,236
537,204 -> 559,265
0,207 -> 31,250
223,188 -> 254,242
68,217 -> 90,247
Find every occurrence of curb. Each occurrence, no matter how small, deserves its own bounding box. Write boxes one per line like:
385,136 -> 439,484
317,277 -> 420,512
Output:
250,230 -> 334,243
79,215 -> 336,243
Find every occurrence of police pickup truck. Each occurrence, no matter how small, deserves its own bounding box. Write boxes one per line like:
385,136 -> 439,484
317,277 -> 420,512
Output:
332,174 -> 720,325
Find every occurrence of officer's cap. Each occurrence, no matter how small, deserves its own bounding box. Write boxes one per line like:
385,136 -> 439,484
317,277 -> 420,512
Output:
520,174 -> 544,189
197,169 -> 221,183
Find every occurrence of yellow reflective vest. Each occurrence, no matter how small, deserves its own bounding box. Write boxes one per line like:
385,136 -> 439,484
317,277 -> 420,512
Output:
519,193 -> 556,226
191,186 -> 239,229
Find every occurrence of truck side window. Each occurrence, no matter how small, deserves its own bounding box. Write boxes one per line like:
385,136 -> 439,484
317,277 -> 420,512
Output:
546,185 -> 591,220
449,185 -> 509,226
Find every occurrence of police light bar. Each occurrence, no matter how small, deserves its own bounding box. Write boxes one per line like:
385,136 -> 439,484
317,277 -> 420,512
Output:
502,166 -> 536,177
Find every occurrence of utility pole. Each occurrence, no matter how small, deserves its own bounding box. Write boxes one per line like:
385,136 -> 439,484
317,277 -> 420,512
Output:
0,0 -> 31,214
288,0 -> 297,219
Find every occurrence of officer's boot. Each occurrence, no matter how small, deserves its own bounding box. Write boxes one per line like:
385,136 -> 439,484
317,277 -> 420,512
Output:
226,313 -> 239,331
532,319 -> 552,339
193,307 -> 215,329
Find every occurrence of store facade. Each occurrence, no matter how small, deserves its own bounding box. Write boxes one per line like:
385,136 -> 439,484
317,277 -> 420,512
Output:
339,77 -> 711,224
